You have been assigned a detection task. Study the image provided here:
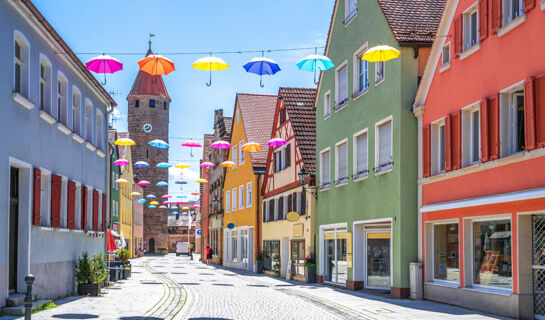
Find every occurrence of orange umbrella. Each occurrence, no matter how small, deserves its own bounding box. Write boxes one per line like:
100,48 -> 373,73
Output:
242,142 -> 262,152
138,54 -> 175,75
221,161 -> 236,168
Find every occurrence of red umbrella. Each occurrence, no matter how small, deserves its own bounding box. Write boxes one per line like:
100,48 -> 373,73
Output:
107,229 -> 118,252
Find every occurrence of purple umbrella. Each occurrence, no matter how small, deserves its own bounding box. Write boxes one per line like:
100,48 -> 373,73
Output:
267,138 -> 287,147
200,162 -> 215,168
85,54 -> 123,85
210,141 -> 231,149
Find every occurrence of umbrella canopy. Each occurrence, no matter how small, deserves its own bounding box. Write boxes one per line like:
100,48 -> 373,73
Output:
242,142 -> 262,152
85,55 -> 123,85
200,162 -> 215,168
156,181 -> 168,187
182,206 -> 190,210
181,140 -> 202,148
156,162 -> 172,168
148,140 -> 170,149
192,56 -> 229,86
191,192 -> 200,195
174,163 -> 190,169
162,195 -> 172,198
138,54 -> 175,75
134,161 -> 150,167
159,205 -> 167,209
196,179 -> 208,183
148,205 -> 157,208
171,206 -> 179,210
115,178 -> 128,184
220,161 -> 236,168
192,204 -> 201,208
137,180 -> 150,186
149,201 -> 159,205
210,141 -> 231,149
137,199 -> 147,204
130,191 -> 141,196
296,54 -> 335,84
107,229 -> 118,252
145,194 -> 156,199
113,159 -> 130,166
361,45 -> 401,62
114,138 -> 135,146
267,138 -> 287,147
243,56 -> 281,87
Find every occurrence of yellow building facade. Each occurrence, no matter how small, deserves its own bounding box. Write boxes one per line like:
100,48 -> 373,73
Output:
118,142 -> 134,257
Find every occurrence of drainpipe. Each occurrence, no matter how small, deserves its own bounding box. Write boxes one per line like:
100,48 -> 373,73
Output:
255,173 -> 262,263
412,105 -> 425,262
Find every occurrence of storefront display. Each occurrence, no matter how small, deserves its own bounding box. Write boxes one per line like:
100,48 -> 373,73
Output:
433,223 -> 459,282
473,220 -> 512,289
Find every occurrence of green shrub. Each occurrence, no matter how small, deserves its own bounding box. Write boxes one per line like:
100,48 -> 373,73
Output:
32,302 -> 56,314
75,252 -> 107,284
75,252 -> 91,284
117,248 -> 130,264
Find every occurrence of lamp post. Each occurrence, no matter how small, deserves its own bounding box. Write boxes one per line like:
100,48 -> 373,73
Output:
297,168 -> 317,219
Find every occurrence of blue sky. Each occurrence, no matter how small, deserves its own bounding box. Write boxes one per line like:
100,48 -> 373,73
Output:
33,0 -> 334,198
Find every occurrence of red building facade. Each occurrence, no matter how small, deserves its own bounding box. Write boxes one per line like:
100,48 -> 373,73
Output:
413,1 -> 545,318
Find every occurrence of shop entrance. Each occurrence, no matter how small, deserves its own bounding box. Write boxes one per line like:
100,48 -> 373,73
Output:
533,215 -> 545,319
365,228 -> 391,289
9,167 -> 19,293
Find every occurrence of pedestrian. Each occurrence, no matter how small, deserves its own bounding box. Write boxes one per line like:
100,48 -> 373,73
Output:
206,245 -> 212,266
189,243 -> 194,260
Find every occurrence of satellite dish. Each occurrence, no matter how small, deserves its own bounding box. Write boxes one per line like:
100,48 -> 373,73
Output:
227,223 -> 235,229
286,211 -> 300,222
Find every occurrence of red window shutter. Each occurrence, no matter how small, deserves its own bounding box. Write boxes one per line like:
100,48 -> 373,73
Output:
524,77 -> 537,150
490,0 -> 503,33
451,111 -> 462,170
102,193 -> 107,231
535,74 -> 545,148
82,186 -> 88,230
480,99 -> 489,162
454,15 -> 463,56
479,0 -> 489,41
423,125 -> 431,177
524,0 -> 536,12
67,181 -> 76,229
32,168 -> 41,226
445,114 -> 453,171
488,94 -> 501,160
50,175 -> 62,228
93,190 -> 99,231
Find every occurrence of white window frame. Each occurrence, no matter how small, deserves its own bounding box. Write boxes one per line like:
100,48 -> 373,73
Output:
353,128 -> 369,180
57,71 -> 68,124
353,42 -> 369,97
431,118 -> 446,175
324,90 -> 331,118
246,182 -> 252,208
334,138 -> 349,185
375,61 -> 385,85
462,102 -> 481,166
85,98 -> 94,143
375,116 -> 393,174
463,3 -> 480,51
14,30 -> 30,98
335,60 -> 348,111
502,0 -> 524,25
232,145 -> 238,166
239,185 -> 244,210
274,197 -> 280,220
39,54 -> 52,113
320,147 -> 331,189
296,191 -> 302,214
72,86 -> 82,133
232,187 -> 237,212
225,190 -> 230,212
344,0 -> 358,25
499,81 -> 525,158
441,42 -> 451,70
239,141 -> 244,165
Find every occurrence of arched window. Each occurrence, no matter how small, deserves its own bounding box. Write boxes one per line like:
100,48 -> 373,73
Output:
39,55 -> 52,113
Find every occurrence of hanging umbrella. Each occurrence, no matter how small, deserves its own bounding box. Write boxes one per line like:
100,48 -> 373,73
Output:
156,181 -> 168,187
243,54 -> 281,87
191,192 -> 200,196
85,54 -> 123,85
267,138 -> 287,147
193,204 -> 201,208
171,206 -> 179,210
138,54 -> 175,75
196,179 -> 208,183
145,194 -> 156,199
361,45 -> 400,62
149,140 -> 170,149
150,201 -> 159,205
130,191 -> 141,196
182,206 -> 190,210
148,205 -> 157,208
107,229 -> 118,252
221,161 -> 236,168
134,161 -> 150,168
156,162 -> 172,168
171,212 -> 179,215
114,138 -> 135,146
242,142 -> 262,152
182,140 -> 202,157
159,205 -> 167,209
113,159 -> 130,166
296,52 -> 335,84
192,55 -> 229,86
137,180 -> 150,186
210,141 -> 231,149
137,199 -> 147,204
115,178 -> 128,184
200,162 -> 215,168
174,163 -> 190,169
162,195 -> 172,198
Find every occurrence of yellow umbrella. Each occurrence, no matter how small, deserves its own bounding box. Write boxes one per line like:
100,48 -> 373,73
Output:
182,206 -> 190,210
114,138 -> 135,146
220,161 -> 236,168
196,179 -> 208,183
130,191 -> 141,196
138,54 -> 175,75
192,56 -> 229,86
242,142 -> 262,152
115,178 -> 128,184
149,201 -> 159,205
174,163 -> 190,169
361,45 -> 400,62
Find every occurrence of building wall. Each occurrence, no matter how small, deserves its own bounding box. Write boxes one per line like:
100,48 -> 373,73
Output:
119,149 -> 133,257
110,139 -> 120,231
132,183 -> 143,255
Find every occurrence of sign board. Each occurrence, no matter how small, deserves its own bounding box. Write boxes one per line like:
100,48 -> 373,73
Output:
286,211 -> 300,222
227,223 -> 235,229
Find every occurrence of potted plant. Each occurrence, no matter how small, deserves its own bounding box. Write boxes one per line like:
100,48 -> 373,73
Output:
304,255 -> 317,283
76,252 -> 107,296
117,248 -> 131,279
255,252 -> 264,274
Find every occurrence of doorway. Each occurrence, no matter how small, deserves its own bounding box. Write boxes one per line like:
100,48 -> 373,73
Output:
532,215 -> 545,319
365,229 -> 391,289
9,167 -> 19,293
149,238 -> 155,253
291,240 -> 305,277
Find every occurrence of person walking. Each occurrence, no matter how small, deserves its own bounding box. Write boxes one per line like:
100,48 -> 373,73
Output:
189,243 -> 194,260
206,245 -> 212,266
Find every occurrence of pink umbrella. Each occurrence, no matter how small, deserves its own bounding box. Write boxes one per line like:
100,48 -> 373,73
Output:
200,162 -> 215,168
85,54 -> 123,85
162,195 -> 172,198
163,200 -> 172,204
267,138 -> 287,147
210,140 -> 231,149
137,180 -> 150,186
192,204 -> 201,208
113,159 -> 130,166
182,140 -> 202,148
159,205 -> 167,209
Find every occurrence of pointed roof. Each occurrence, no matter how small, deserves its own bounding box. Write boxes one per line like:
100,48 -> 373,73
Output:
127,50 -> 171,101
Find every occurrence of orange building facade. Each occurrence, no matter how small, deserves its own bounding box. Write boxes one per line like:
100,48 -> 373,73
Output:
413,0 -> 545,318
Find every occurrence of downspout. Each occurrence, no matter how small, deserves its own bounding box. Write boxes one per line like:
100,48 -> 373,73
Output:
412,105 -> 425,262
106,104 -> 115,232
255,173 -> 262,265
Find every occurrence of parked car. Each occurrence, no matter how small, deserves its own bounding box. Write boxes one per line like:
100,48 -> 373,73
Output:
176,242 -> 190,256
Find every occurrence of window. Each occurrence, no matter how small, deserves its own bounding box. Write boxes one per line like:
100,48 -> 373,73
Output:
353,130 -> 368,179
433,223 -> 459,282
320,149 -> 331,188
324,91 -> 331,118
353,44 -> 368,95
344,0 -> 357,23
335,140 -> 348,184
279,107 -> 287,124
232,145 -> 238,166
96,111 -> 104,150
149,99 -> 155,108
276,197 -> 282,221
72,87 -> 81,134
135,99 -> 139,108
239,141 -> 244,165
57,72 -> 68,124
432,120 -> 446,174
246,182 -> 252,208
274,143 -> 291,172
503,0 -> 524,25
240,229 -> 248,263
335,63 -> 348,109
463,106 -> 480,165
473,219 -> 512,289
39,56 -> 52,112
239,185 -> 244,210
500,90 -> 525,156
85,99 -> 93,142
268,200 -> 275,222
40,171 -> 51,227
375,61 -> 385,84
14,33 -> 29,97
463,7 -> 479,50
262,200 -> 269,222
263,240 -> 280,271
232,188 -> 237,212
225,191 -> 230,212
163,101 -> 167,110
231,230 -> 238,261
442,43 -> 451,66
376,119 -> 393,172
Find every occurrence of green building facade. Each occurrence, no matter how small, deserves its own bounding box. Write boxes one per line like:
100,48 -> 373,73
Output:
314,0 -> 444,298
109,130 -> 120,232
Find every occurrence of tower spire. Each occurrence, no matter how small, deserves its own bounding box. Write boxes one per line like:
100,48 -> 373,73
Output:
147,33 -> 155,56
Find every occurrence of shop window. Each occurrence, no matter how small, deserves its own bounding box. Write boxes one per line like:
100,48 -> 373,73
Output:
231,230 -> 238,261
433,223 -> 459,282
240,229 -> 248,263
263,240 -> 280,271
324,232 -> 347,284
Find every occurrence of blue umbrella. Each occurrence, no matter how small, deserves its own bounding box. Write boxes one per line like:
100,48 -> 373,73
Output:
156,181 -> 168,187
145,194 -> 156,199
148,139 -> 169,149
242,54 -> 280,87
148,205 -> 157,208
137,199 -> 146,204
156,162 -> 172,168
171,212 -> 178,214
297,53 -> 335,84
134,161 -> 150,168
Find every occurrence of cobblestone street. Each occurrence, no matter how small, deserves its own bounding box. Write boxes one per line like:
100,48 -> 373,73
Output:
1,254 -> 509,320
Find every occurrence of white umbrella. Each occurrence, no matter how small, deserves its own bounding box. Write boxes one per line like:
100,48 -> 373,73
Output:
120,231 -> 127,249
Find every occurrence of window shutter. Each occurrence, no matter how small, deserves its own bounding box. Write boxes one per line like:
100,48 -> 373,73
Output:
102,193 -> 107,231
488,94 -> 500,160
92,190 -> 99,231
445,114 -> 452,171
451,111 -> 462,170
378,121 -> 392,167
285,144 -> 291,168
524,77 -> 537,151
287,194 -> 293,213
263,201 -> 267,222
535,74 -> 545,148
81,186 -> 88,230
479,0 -> 489,41
269,200 -> 274,222
67,181 -> 75,229
480,99 -> 489,162
278,197 -> 283,220
523,0 -> 536,12
491,0 -> 502,33
423,125 -> 431,177
293,193 -> 298,213
454,15 -> 463,56
33,168 -> 41,226
356,133 -> 368,174
50,174 -> 62,228
301,190 -> 306,215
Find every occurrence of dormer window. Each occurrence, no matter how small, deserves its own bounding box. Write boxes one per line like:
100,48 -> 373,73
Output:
149,99 -> 155,108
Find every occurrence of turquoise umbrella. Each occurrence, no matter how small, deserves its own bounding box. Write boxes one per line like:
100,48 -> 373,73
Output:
156,162 -> 172,168
156,181 -> 168,187
137,199 -> 146,204
148,139 -> 169,149
297,53 -> 334,84
148,205 -> 157,208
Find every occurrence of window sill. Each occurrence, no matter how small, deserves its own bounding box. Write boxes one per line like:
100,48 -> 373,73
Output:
58,228 -> 70,232
426,281 -> 460,288
334,180 -> 348,188
39,110 -> 56,125
344,12 -> 357,27
324,114 -> 331,120
462,286 -> 512,296
353,173 -> 368,182
56,123 -> 71,135
375,167 -> 393,176
72,133 -> 85,144
12,92 -> 35,110
375,78 -> 385,87
352,89 -> 368,101
85,142 -> 97,151
39,226 -> 53,231
498,14 -> 526,37
334,101 -> 348,113
96,149 -> 106,158
73,229 -> 84,233
439,62 -> 451,74
319,184 -> 331,192
459,43 -> 481,61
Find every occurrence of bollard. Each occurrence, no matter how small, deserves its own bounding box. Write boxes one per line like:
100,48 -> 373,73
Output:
24,274 -> 35,320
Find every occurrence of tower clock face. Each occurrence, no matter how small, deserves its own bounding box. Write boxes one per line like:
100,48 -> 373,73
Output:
143,124 -> 152,133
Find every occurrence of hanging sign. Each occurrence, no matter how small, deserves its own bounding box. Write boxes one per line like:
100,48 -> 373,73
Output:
143,123 -> 152,133
227,223 -> 235,229
286,211 -> 300,222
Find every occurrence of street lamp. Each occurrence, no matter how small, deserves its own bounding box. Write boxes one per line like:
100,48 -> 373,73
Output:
298,168 -> 317,199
